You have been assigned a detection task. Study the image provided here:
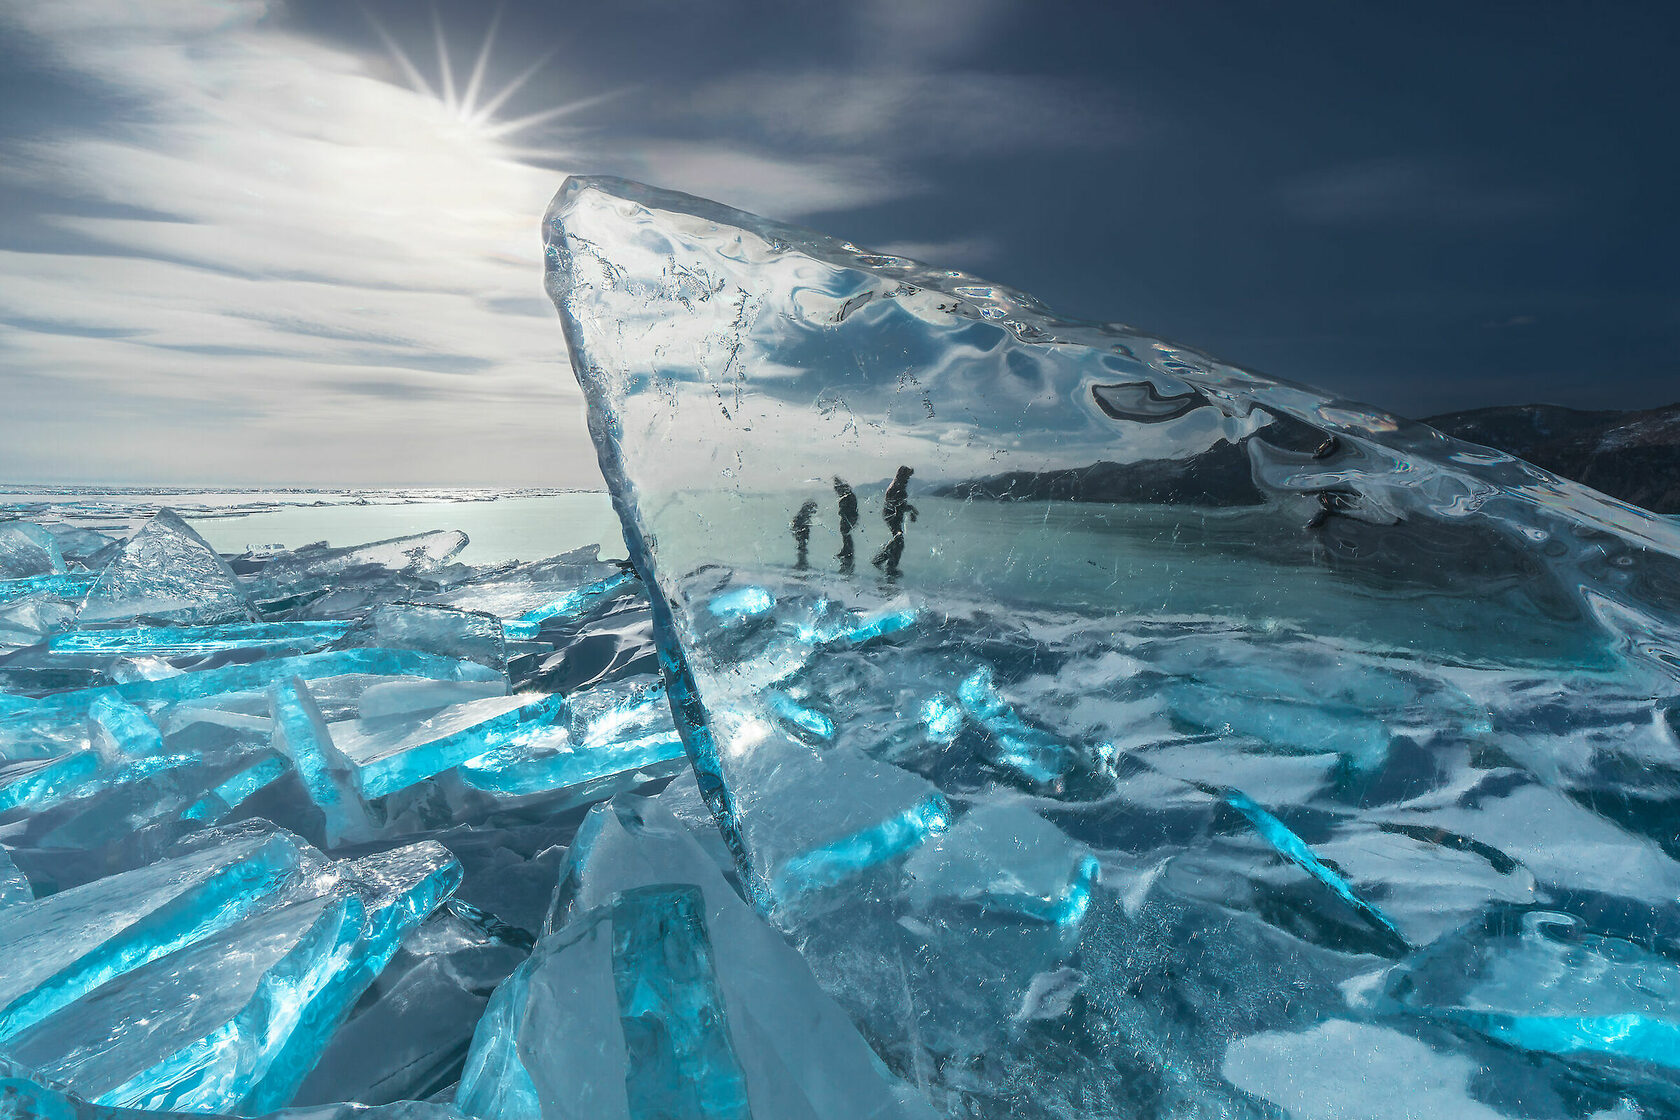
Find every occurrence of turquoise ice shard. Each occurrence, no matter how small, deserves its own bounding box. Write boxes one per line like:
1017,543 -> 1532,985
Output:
0,572 -> 97,604
0,825 -> 310,1040
0,823 -> 459,1113
78,509 -> 255,626
88,695 -> 164,761
610,885 -> 752,1120
1383,908 -> 1680,1074
49,622 -> 350,658
269,678 -> 376,846
547,176 -> 1680,1115
455,678 -> 684,800
329,691 -> 567,800
455,794 -> 937,1120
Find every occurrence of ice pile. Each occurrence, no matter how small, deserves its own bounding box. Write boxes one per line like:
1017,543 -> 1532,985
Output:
0,509 -> 706,1113
545,177 -> 1680,1118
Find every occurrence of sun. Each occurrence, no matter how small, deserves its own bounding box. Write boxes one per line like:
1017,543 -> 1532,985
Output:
363,5 -> 616,160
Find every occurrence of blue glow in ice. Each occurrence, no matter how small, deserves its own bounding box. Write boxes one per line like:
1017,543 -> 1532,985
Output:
49,622 -> 350,657
335,692 -> 568,800
179,750 -> 289,823
269,678 -> 374,845
501,571 -> 636,640
0,828 -> 306,1041
770,791 -> 950,904
610,885 -> 752,1120
0,574 -> 97,605
920,693 -> 964,743
705,586 -> 775,622
1222,788 -> 1406,947
957,667 -> 1077,786
763,690 -> 834,741
88,695 -> 164,761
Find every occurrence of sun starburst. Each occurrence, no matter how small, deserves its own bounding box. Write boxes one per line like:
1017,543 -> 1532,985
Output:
363,4 -> 617,162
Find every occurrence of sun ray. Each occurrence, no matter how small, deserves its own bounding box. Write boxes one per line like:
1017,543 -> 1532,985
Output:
361,5 -> 438,102
483,89 -> 630,140
460,5 -> 504,120
466,49 -> 557,128
431,6 -> 458,114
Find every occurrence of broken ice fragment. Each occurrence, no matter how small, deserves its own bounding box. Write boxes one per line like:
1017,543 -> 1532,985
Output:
248,531 -> 469,609
88,695 -> 164,761
269,678 -> 377,846
78,510 -> 254,626
0,751 -> 102,815
957,667 -> 1085,787
457,795 -> 936,1120
0,573 -> 97,605
1385,907 -> 1680,1074
0,844 -> 31,905
743,744 -> 950,910
611,885 -> 752,1120
0,826 -> 310,1040
499,570 -> 636,640
456,679 -> 683,799
1220,788 -> 1407,949
903,802 -> 1100,927
49,622 -> 350,658
331,692 -> 567,800
338,603 -> 507,673
179,749 -> 290,823
0,833 -> 459,1114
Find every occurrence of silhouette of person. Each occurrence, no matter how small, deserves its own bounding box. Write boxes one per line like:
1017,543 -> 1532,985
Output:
792,500 -> 818,569
833,477 -> 859,573
871,465 -> 918,577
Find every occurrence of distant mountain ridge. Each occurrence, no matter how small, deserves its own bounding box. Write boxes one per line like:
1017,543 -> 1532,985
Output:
1423,402 -> 1680,514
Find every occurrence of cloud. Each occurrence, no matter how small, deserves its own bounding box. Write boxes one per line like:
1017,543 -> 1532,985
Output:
685,70 -> 1143,160
0,0 -> 928,485
1278,156 -> 1564,226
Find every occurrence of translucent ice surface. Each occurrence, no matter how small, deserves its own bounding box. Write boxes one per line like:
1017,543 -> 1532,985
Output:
79,510 -> 255,626
0,497 -> 682,1114
547,176 -> 1680,1117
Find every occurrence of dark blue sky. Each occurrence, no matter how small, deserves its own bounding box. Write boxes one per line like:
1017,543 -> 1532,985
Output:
1,1 -> 1675,485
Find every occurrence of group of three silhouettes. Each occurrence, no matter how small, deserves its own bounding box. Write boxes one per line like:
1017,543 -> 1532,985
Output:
792,466 -> 918,577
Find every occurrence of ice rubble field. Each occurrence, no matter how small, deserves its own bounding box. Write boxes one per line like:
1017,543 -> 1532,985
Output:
3,176 -> 1680,1120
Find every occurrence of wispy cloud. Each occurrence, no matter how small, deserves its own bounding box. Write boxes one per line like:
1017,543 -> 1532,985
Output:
0,0 -> 927,486
1278,156 -> 1564,226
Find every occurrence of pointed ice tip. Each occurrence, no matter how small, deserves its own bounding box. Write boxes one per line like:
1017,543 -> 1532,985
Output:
78,506 -> 255,626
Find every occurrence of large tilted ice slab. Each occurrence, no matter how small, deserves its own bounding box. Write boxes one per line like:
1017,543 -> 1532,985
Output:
456,790 -> 936,1120
548,176 -> 1680,1117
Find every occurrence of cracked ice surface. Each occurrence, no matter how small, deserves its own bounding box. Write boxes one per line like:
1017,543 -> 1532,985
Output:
547,176 -> 1680,1117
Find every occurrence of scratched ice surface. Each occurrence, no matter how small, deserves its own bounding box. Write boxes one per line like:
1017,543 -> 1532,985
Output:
547,177 -> 1680,1117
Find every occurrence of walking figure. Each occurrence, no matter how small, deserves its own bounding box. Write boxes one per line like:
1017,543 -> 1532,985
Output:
871,465 -> 918,577
834,477 -> 859,574
792,500 -> 818,569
